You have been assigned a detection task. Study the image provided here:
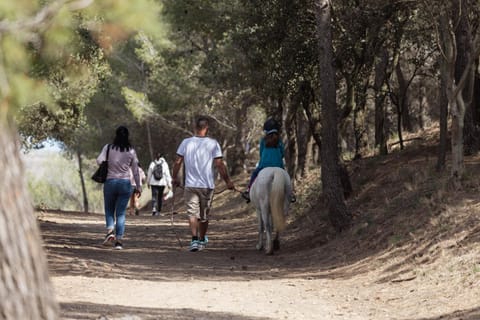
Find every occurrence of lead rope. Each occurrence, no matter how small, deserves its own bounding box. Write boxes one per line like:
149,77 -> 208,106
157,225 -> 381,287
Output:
170,187 -> 183,249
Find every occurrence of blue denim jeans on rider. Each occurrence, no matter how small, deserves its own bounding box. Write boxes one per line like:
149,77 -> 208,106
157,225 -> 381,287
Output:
103,178 -> 132,240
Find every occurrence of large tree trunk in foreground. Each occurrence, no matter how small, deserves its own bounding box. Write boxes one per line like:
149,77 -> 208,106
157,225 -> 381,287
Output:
0,119 -> 58,319
315,0 -> 352,232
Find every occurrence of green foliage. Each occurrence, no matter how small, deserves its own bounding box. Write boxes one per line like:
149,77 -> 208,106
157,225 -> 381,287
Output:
122,87 -> 155,122
25,149 -> 104,212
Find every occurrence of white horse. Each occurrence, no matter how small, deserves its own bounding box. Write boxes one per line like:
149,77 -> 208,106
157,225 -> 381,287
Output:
250,167 -> 292,255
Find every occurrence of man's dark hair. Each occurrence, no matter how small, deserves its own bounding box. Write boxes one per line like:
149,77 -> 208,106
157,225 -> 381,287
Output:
195,116 -> 209,131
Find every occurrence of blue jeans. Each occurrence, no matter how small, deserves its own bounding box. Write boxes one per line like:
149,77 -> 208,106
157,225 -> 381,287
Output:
103,179 -> 132,240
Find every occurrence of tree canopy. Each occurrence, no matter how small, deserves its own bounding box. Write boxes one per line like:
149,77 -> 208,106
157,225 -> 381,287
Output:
3,0 -> 480,228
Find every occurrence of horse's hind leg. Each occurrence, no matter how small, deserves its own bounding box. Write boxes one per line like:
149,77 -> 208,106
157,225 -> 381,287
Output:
273,232 -> 280,251
265,214 -> 274,255
256,210 -> 264,251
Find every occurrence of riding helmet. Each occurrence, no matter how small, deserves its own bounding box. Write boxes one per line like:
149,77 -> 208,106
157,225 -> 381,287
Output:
263,118 -> 280,134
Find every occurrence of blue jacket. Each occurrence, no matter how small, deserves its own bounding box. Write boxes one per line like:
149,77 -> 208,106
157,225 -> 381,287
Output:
257,137 -> 285,169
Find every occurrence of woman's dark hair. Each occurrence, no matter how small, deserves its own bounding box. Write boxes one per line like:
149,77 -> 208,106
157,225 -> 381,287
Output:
112,125 -> 132,152
264,132 -> 280,148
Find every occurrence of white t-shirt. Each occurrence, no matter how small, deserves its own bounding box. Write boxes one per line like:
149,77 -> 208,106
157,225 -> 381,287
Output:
176,136 -> 223,189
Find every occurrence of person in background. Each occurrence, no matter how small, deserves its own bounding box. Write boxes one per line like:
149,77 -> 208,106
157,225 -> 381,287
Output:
172,116 -> 235,252
146,152 -> 172,216
128,163 -> 146,215
241,117 -> 296,203
96,125 -> 142,250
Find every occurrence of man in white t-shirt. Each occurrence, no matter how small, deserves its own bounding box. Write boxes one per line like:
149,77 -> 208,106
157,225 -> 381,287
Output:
172,116 -> 235,252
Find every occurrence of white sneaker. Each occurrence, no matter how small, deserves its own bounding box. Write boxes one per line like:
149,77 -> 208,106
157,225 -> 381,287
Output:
189,240 -> 199,252
102,231 -> 115,246
198,236 -> 209,251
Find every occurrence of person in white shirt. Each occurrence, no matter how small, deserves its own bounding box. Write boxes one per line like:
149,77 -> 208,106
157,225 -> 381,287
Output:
146,152 -> 172,216
172,116 -> 235,252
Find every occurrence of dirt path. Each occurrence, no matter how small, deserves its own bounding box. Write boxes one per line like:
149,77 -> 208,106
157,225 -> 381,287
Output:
38,186 -> 480,320
38,200 -> 364,320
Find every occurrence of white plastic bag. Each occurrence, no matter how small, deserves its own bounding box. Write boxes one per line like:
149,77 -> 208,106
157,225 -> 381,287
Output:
163,189 -> 173,200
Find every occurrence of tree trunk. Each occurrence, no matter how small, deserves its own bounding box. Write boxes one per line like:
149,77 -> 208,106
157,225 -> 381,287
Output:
284,96 -> 297,181
396,63 -> 413,132
436,72 -> 449,172
455,0 -> 477,155
374,48 -> 389,155
438,6 -> 464,185
353,81 -> 368,159
395,63 -> 413,132
450,93 -> 466,182
0,119 -> 59,319
146,120 -> 153,161
296,113 -> 310,178
229,104 -> 248,175
77,150 -> 89,213
315,0 -> 351,232
394,95 -> 405,150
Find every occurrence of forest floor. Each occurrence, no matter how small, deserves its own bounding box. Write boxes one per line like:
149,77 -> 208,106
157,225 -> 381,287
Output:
38,129 -> 480,320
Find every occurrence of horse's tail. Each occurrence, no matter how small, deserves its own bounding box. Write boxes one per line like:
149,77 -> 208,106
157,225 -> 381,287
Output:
270,169 -> 287,232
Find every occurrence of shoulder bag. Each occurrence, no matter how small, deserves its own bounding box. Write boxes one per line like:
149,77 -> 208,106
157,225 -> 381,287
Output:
92,144 -> 110,183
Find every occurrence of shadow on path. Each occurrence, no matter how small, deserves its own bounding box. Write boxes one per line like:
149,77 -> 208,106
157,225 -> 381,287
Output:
60,302 -> 271,320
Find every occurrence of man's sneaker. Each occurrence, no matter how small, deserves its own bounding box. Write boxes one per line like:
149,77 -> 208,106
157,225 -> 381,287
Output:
114,241 -> 123,250
199,236 -> 209,251
102,231 -> 115,246
189,240 -> 200,252
241,190 -> 251,203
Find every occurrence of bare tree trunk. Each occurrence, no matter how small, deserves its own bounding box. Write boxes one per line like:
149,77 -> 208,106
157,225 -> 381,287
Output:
374,48 -> 389,155
77,150 -> 89,213
455,0 -> 477,155
450,92 -> 466,183
315,0 -> 351,232
296,107 -> 310,178
436,73 -> 448,172
396,63 -> 413,132
229,104 -> 248,175
353,82 -> 368,159
395,64 -> 407,137
438,6 -> 465,185
0,119 -> 59,319
146,120 -> 153,161
284,96 -> 297,181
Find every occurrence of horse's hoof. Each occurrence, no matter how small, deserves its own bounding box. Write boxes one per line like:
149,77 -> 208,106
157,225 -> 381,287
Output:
273,239 -> 280,251
256,244 -> 263,251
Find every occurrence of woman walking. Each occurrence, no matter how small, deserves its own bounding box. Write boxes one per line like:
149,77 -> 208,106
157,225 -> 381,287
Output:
96,126 -> 142,249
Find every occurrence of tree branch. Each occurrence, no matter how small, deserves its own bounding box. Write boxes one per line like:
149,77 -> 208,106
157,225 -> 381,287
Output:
0,0 -> 94,34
